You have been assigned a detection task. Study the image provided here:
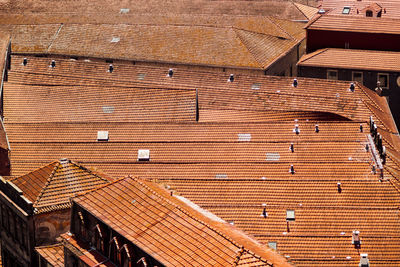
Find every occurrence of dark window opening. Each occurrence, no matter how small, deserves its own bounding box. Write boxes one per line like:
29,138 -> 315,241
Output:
366,10 -> 373,17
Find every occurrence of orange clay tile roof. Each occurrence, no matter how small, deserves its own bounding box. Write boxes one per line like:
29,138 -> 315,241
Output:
35,243 -> 64,267
0,16 -> 305,70
0,1 -> 310,20
73,176 -> 293,267
2,54 -> 400,266
298,48 -> 400,72
10,159 -> 113,214
318,0 -> 400,19
306,14 -> 400,34
293,3 -> 319,20
60,233 -> 115,267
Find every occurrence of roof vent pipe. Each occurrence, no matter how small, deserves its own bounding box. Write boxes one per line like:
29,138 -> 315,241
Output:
23,58 -> 27,66
290,143 -> 294,153
350,82 -> 355,92
337,182 -> 342,193
292,78 -> 298,87
108,64 -> 114,73
50,60 -> 56,68
315,124 -> 319,133
168,68 -> 173,77
360,124 -> 363,132
294,125 -> 299,135
352,230 -> 361,249
228,74 -> 234,82
289,165 -> 295,174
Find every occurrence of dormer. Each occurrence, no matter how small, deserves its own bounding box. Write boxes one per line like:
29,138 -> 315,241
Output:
361,3 -> 382,17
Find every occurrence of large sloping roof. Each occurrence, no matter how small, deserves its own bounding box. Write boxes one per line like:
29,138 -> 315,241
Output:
10,159 -> 112,214
0,15 -> 305,70
306,14 -> 400,34
298,48 -> 400,72
73,176 -> 292,266
2,54 -> 400,266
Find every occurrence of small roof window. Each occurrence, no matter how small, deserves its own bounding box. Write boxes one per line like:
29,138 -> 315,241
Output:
342,6 -> 351,14
138,149 -> 150,161
97,131 -> 109,141
286,210 -> 295,221
268,242 -> 277,250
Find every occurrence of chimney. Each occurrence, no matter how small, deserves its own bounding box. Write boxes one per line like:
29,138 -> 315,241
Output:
228,74 -> 234,82
289,165 -> 295,174
108,64 -> 114,73
359,253 -> 369,267
337,182 -> 342,193
360,124 -> 363,132
292,78 -> 298,87
168,68 -> 173,77
290,143 -> 294,153
315,124 -> 319,133
352,230 -> 361,249
350,82 -> 355,92
23,58 -> 28,66
50,60 -> 56,68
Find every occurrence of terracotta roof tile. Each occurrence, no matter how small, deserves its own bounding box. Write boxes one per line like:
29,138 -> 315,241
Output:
0,1 -> 310,20
35,243 -> 64,267
298,48 -> 400,72
10,159 -> 112,214
293,3 -> 319,20
73,176 -> 292,266
306,14 -> 400,34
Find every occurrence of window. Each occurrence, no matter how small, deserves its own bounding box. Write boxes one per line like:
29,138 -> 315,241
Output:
109,237 -> 121,264
77,211 -> 87,240
268,241 -> 277,250
366,10 -> 373,17
327,70 -> 338,80
342,7 -> 351,14
121,244 -> 133,267
378,73 -> 389,88
352,71 -> 363,84
94,224 -> 105,253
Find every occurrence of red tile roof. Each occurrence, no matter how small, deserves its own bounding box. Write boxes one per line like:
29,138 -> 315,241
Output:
0,15 -> 304,70
298,48 -> 400,72
35,243 -> 64,267
306,14 -> 400,34
318,0 -> 400,19
0,1 -> 310,20
10,159 -> 112,214
73,176 -> 293,266
2,54 -> 400,266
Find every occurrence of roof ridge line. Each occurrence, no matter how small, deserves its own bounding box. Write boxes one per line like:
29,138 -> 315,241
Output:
69,160 -> 113,183
72,176 -> 126,200
232,28 -> 265,69
297,48 -> 328,64
34,161 -> 60,206
265,16 -> 294,41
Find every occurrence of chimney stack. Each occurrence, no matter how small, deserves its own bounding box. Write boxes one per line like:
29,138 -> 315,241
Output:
337,182 -> 342,193
294,125 -> 299,135
315,124 -> 319,133
108,64 -> 114,73
352,230 -> 361,249
359,253 -> 370,267
290,143 -> 294,153
350,82 -> 355,92
290,165 -> 295,174
360,124 -> 363,132
228,74 -> 234,82
23,58 -> 28,66
50,60 -> 56,68
262,204 -> 268,218
292,78 -> 298,87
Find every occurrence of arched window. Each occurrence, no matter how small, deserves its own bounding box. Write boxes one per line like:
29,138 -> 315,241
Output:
93,224 -> 105,253
109,237 -> 121,264
120,244 -> 134,267
77,211 -> 87,240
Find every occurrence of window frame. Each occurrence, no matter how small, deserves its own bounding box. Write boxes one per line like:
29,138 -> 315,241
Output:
342,6 -> 351,14
378,73 -> 389,89
327,69 -> 338,80
352,71 -> 363,85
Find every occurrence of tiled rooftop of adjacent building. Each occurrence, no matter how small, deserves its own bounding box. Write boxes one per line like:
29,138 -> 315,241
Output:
306,13 -> 400,34
0,14 -> 304,71
72,176 -> 292,266
9,159 -> 113,214
35,243 -> 64,267
298,48 -> 400,72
